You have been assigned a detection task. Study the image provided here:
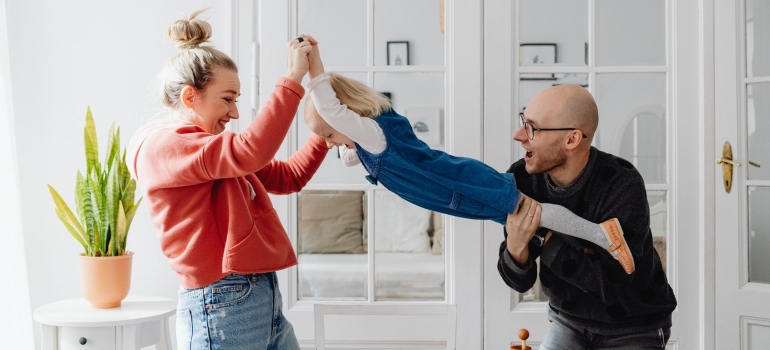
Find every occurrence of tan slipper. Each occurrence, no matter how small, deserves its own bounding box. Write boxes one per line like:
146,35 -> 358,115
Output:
600,218 -> 635,274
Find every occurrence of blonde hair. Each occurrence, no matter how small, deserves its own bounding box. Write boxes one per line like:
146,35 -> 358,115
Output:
157,9 -> 237,109
328,73 -> 391,117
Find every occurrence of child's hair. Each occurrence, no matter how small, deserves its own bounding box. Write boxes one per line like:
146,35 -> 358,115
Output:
157,9 -> 238,109
328,73 -> 392,117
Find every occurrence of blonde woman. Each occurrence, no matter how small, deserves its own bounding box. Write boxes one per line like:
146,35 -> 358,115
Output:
128,11 -> 327,349
303,42 -> 635,275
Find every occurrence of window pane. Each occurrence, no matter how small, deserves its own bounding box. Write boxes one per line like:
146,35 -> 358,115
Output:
297,190 -> 367,300
748,186 -> 770,284
746,0 -> 770,78
747,83 -> 770,180
373,72 -> 445,113
298,0 -> 367,66
374,0 -> 444,66
595,0 -> 665,66
595,73 -> 667,184
372,191 -> 445,301
519,0 -> 588,67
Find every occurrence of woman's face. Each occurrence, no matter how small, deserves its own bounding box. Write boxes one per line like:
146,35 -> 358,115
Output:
189,67 -> 240,135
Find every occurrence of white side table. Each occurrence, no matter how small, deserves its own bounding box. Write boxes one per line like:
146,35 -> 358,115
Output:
33,295 -> 176,350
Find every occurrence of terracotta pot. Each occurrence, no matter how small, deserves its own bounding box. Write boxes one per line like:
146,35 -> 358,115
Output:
78,251 -> 133,308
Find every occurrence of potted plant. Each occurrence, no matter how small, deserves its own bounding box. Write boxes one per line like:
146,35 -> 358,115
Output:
47,106 -> 142,308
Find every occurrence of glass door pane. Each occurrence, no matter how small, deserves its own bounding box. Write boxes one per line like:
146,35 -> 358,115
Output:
747,83 -> 770,180
372,191 -> 445,301
595,0 -> 665,66
298,0 -> 367,66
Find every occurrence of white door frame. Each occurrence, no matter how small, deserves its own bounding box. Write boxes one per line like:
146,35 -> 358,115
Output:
482,0 -> 710,348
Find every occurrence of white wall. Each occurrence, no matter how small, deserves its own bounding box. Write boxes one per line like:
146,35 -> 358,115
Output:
6,2 -> 236,348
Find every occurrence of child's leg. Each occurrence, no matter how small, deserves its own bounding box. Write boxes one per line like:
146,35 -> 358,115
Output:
539,203 -> 635,274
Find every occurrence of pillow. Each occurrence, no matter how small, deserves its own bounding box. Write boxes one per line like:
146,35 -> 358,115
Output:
363,191 -> 431,253
430,211 -> 443,255
298,191 -> 364,254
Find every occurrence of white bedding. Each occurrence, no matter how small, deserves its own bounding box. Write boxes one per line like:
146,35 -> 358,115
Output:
298,252 -> 445,300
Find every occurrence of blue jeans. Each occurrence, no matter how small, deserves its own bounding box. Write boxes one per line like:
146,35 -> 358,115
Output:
540,310 -> 670,350
176,272 -> 300,350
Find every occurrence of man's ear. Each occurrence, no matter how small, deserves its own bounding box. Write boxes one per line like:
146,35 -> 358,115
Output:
180,86 -> 197,109
564,130 -> 584,150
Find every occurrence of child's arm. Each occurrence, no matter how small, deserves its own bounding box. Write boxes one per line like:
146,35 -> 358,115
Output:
306,42 -> 387,154
307,76 -> 386,154
339,144 -> 361,166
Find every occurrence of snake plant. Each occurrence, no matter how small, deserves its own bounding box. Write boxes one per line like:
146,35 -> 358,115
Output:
48,107 -> 142,257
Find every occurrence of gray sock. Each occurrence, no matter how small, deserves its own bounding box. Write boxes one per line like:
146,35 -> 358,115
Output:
539,203 -> 610,249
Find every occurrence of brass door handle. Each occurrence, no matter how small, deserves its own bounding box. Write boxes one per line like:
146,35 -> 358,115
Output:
716,158 -> 742,167
718,142 -> 739,193
749,161 -> 761,168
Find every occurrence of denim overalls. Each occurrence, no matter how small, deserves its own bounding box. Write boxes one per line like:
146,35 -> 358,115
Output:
355,110 -> 520,225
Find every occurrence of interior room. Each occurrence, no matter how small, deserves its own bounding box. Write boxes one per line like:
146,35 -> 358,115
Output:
1,0 -> 768,349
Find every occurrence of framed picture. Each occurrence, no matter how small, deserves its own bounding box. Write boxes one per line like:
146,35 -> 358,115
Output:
520,43 -> 557,80
387,41 -> 409,66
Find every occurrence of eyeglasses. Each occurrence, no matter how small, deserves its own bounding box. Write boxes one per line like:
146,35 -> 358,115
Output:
518,113 -> 587,140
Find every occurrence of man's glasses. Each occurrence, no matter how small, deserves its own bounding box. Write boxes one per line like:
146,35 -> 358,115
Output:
518,113 -> 587,140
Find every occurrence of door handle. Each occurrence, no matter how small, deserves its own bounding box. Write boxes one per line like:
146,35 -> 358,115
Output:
716,141 -> 740,193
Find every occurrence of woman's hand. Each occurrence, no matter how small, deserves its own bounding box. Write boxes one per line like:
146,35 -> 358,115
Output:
285,35 -> 313,83
505,194 -> 542,266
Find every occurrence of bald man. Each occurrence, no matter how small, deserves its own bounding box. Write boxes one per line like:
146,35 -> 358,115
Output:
498,85 -> 677,349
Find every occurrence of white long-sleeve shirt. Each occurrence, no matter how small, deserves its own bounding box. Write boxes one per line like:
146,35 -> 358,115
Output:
307,73 -> 387,167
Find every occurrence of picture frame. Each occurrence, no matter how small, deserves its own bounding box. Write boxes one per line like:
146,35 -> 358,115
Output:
387,41 -> 409,66
520,43 -> 557,80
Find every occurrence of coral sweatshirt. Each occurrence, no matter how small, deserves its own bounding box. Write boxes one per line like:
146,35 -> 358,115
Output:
127,78 -> 328,289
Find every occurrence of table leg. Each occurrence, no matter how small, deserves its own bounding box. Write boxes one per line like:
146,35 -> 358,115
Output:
39,324 -> 56,350
155,318 -> 172,350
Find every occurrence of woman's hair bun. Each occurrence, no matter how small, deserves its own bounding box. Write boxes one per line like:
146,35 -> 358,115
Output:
166,9 -> 212,50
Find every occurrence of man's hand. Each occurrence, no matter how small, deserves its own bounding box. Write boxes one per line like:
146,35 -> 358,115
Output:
505,195 -> 542,266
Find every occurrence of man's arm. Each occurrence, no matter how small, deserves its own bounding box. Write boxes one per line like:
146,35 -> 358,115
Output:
537,170 -> 650,304
497,196 -> 542,292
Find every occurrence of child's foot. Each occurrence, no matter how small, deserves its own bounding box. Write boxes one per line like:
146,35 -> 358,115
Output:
600,218 -> 635,274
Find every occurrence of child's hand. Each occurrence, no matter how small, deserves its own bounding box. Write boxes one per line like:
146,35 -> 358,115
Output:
305,35 -> 325,79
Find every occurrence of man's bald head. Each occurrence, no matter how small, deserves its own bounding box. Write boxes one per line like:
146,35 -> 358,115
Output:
529,84 -> 598,141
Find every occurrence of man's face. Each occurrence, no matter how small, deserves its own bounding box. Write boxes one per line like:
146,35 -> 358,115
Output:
513,105 -> 569,175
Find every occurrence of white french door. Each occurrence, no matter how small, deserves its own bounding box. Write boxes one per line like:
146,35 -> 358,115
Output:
714,0 -> 770,348
256,1 -> 484,348
483,0 -> 703,349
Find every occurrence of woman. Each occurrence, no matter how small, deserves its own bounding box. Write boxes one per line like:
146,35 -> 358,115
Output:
128,10 -> 327,349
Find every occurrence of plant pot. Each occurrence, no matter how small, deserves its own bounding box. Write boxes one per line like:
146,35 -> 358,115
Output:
78,251 -> 133,308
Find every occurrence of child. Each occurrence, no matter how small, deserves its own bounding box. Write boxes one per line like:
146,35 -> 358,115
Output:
303,47 -> 635,274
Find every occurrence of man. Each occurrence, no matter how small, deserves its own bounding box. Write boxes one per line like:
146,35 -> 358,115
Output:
498,84 -> 676,349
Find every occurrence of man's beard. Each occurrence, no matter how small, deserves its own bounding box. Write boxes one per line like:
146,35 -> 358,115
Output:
526,141 -> 567,175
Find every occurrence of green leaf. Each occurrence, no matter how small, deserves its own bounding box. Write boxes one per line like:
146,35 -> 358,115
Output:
48,185 -> 88,247
84,107 -> 100,176
116,201 -> 127,255
55,207 -> 89,254
123,197 -> 142,239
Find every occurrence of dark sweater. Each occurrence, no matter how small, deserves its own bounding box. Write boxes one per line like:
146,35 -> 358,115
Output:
497,147 -> 677,335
